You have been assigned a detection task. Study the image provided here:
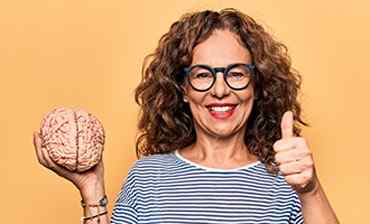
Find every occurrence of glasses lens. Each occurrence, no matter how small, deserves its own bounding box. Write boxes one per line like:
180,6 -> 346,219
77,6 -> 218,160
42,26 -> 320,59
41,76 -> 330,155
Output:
188,66 -> 214,90
226,64 -> 252,89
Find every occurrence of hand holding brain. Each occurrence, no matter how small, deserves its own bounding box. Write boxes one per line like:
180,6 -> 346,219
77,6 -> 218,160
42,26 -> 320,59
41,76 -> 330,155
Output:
39,107 -> 105,173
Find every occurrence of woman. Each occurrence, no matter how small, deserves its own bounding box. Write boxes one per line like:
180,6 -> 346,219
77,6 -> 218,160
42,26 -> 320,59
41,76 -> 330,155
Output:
33,8 -> 339,223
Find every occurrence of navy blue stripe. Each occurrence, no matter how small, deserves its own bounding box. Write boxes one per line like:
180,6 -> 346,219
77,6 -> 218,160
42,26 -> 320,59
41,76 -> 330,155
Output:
111,152 -> 303,224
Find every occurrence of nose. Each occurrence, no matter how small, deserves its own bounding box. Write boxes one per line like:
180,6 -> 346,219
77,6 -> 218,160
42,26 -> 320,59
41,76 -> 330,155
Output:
210,72 -> 231,98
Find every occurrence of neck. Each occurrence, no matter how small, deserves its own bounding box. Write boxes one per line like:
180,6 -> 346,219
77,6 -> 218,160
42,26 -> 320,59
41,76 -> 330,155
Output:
180,126 -> 258,168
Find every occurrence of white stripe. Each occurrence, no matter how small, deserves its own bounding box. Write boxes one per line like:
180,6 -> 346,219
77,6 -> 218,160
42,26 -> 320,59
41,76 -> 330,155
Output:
111,152 -> 303,224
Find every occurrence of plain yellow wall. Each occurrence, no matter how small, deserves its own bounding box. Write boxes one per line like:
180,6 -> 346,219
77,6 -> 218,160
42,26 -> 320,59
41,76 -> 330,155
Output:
1,0 -> 369,223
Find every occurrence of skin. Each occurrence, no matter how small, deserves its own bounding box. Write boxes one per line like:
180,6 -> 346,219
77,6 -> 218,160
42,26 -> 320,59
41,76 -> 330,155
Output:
33,29 -> 338,223
179,29 -> 259,168
275,111 -> 339,223
180,29 -> 339,223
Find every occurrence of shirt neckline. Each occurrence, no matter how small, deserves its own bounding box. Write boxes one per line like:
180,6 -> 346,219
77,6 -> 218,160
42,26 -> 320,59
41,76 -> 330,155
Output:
174,149 -> 261,172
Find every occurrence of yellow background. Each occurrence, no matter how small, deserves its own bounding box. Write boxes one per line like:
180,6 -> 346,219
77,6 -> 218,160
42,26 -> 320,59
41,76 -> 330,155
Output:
1,0 -> 369,223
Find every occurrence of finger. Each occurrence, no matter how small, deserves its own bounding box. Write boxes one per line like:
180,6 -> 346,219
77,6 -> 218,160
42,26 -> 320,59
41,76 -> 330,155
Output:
33,132 -> 47,166
40,146 -> 54,168
281,111 -> 294,139
34,132 -> 76,180
33,131 -> 41,150
278,160 -> 303,175
273,138 -> 296,152
33,132 -> 42,163
39,145 -> 61,171
274,137 -> 306,153
275,148 -> 309,165
284,169 -> 313,189
34,132 -> 58,169
279,156 -> 313,176
39,146 -> 69,176
42,144 -> 77,179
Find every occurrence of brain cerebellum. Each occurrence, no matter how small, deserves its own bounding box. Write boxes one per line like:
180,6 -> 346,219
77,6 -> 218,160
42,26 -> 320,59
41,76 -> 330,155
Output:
40,107 -> 105,172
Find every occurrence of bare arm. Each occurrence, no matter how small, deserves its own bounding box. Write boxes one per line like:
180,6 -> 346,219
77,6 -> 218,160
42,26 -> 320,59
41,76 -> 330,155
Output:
80,183 -> 110,224
299,177 -> 339,224
33,131 -> 110,224
274,112 -> 339,223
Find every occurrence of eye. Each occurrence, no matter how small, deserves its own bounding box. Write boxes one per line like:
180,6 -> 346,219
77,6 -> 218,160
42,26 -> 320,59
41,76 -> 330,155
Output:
189,66 -> 213,80
228,72 -> 246,80
194,72 -> 213,79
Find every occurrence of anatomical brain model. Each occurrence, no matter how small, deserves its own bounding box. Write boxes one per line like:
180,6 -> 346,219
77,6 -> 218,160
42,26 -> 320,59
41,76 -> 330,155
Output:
40,107 -> 105,172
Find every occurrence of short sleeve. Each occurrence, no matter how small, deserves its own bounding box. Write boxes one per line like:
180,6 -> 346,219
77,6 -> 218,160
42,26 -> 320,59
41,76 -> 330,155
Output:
111,167 -> 139,224
289,193 -> 304,224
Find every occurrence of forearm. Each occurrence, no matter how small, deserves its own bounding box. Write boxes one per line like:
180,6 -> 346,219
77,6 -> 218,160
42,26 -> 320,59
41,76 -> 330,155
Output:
300,179 -> 339,224
80,182 -> 110,224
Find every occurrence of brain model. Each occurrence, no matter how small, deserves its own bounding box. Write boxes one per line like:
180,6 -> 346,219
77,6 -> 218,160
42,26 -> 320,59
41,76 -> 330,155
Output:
40,107 -> 105,172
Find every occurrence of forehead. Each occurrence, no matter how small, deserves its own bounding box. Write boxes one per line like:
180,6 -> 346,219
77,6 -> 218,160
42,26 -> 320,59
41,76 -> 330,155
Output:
191,29 -> 252,66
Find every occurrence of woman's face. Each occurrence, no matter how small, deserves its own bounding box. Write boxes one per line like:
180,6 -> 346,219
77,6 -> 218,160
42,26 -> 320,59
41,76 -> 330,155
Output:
183,29 -> 255,139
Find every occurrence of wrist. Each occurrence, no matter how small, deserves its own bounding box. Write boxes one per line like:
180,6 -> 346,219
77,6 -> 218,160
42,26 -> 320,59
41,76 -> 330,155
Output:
298,177 -> 321,201
80,191 -> 108,217
82,205 -> 108,218
80,182 -> 106,204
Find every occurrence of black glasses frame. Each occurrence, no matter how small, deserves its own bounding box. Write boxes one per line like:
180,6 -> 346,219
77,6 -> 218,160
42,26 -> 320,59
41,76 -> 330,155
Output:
183,63 -> 255,92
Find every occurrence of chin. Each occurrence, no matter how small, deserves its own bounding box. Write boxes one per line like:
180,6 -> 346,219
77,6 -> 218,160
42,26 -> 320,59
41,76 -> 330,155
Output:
207,123 -> 244,139
194,109 -> 249,139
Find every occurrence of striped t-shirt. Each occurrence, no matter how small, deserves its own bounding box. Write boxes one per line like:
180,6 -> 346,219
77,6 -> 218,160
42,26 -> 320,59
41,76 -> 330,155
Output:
111,150 -> 304,224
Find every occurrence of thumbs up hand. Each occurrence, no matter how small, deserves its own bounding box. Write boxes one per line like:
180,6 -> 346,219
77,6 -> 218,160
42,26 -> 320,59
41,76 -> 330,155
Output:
273,111 -> 318,194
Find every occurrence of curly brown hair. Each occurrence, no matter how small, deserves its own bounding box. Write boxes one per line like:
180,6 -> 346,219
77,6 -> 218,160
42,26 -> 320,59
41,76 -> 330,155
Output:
134,8 -> 308,173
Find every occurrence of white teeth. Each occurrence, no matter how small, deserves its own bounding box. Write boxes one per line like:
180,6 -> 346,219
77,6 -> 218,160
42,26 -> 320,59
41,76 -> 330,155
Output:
210,106 -> 232,112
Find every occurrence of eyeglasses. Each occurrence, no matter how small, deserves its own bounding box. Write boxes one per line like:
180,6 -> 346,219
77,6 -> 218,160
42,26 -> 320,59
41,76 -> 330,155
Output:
182,63 -> 255,92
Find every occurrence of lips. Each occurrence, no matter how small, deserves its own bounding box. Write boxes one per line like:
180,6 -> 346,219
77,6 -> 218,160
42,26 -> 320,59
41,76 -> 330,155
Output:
206,103 -> 238,119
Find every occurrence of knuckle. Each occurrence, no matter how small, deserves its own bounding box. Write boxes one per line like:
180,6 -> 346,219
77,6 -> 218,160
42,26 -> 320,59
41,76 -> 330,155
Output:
285,176 -> 292,183
273,141 -> 280,149
306,160 -> 314,167
278,165 -> 285,174
274,153 -> 280,160
286,176 -> 298,185
302,172 -> 312,181
300,150 -> 311,158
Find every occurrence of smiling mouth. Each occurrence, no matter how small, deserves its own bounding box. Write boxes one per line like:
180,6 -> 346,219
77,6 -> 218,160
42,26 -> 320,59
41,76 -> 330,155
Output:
208,106 -> 235,112
206,104 -> 238,119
